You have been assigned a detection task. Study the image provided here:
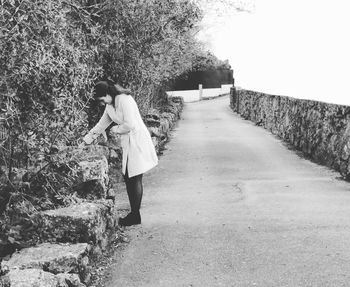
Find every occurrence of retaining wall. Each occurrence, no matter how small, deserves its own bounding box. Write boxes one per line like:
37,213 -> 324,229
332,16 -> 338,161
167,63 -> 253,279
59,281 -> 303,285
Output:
167,84 -> 232,103
230,88 -> 350,179
0,96 -> 184,286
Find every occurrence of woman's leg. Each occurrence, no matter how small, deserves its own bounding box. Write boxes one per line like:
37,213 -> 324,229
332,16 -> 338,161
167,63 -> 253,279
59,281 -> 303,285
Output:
130,173 -> 143,213
120,168 -> 143,226
123,169 -> 133,210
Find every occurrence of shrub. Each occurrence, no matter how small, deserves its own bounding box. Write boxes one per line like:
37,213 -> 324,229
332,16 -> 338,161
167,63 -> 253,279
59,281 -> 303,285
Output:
0,0 -> 221,252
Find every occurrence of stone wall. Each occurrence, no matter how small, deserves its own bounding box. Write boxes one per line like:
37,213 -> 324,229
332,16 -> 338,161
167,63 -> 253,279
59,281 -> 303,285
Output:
0,96 -> 184,286
230,88 -> 350,179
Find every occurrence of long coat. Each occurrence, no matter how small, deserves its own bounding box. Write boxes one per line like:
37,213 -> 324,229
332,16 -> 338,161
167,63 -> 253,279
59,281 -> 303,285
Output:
83,94 -> 158,177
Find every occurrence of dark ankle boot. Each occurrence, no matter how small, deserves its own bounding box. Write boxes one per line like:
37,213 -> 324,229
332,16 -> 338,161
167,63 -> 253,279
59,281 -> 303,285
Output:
118,211 -> 141,227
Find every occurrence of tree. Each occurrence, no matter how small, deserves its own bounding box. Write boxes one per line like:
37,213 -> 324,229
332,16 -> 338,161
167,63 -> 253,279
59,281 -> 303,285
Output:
99,0 -> 204,110
191,51 -> 232,71
0,0 -> 215,216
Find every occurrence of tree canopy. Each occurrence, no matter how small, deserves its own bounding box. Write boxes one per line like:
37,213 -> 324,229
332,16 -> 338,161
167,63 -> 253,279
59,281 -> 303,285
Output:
0,0 -> 235,202
0,0 -> 233,252
0,0 -> 217,172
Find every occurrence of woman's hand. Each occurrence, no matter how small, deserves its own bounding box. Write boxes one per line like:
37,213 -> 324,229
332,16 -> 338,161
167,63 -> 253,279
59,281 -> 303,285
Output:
78,142 -> 86,148
77,138 -> 88,148
82,133 -> 94,145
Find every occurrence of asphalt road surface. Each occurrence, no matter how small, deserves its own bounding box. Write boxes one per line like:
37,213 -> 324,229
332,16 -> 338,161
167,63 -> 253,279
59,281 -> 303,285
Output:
103,95 -> 350,287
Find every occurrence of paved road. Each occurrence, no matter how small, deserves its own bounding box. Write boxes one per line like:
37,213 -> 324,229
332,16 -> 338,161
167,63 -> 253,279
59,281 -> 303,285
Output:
103,95 -> 350,287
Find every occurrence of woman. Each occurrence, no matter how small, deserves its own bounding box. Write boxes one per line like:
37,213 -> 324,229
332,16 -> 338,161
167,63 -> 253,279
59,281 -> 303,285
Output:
83,81 -> 158,226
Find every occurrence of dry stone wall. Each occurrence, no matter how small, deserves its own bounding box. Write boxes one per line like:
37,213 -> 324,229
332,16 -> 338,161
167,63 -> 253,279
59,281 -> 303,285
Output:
0,96 -> 184,286
230,88 -> 350,179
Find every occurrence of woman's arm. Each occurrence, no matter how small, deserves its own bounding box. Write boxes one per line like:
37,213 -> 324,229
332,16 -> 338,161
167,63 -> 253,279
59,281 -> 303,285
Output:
112,97 -> 136,135
83,107 -> 112,144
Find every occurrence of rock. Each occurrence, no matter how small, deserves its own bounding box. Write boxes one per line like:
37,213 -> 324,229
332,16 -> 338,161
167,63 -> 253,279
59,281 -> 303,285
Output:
162,102 -> 180,116
144,113 -> 161,127
170,96 -> 184,104
145,113 -> 160,121
1,269 -> 58,287
161,110 -> 177,121
106,144 -> 123,184
161,112 -> 176,123
74,180 -> 106,200
1,243 -> 90,277
76,155 -> 109,198
38,201 -> 118,248
56,273 -> 86,287
0,269 -> 87,287
48,146 -> 110,199
107,145 -> 122,173
144,99 -> 184,155
106,188 -> 117,202
145,118 -> 161,128
147,126 -> 161,138
159,118 -> 170,134
109,149 -> 119,160
151,137 -> 159,149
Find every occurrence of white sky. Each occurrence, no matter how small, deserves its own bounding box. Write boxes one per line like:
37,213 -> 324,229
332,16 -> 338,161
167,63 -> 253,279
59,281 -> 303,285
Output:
198,0 -> 350,105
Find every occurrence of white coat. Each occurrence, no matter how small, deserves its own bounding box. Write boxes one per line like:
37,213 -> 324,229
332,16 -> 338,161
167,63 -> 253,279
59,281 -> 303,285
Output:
83,94 -> 158,177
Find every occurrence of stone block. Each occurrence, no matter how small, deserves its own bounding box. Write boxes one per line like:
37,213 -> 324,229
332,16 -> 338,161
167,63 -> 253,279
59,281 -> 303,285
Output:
160,118 -> 170,134
76,156 -> 109,198
171,96 -> 184,104
109,149 -> 120,161
78,155 -> 108,182
0,269 -> 58,287
38,201 -> 117,248
151,137 -> 159,149
148,126 -> 161,138
49,146 -> 110,199
74,180 -> 106,200
0,269 -> 86,287
161,112 -> 177,123
162,103 -> 180,116
144,113 -> 161,127
56,273 -> 85,287
1,243 -> 90,277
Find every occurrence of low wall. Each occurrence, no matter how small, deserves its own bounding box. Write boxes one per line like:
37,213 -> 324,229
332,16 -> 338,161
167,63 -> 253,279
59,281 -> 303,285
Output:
167,84 -> 233,103
0,97 -> 185,286
166,90 -> 200,103
230,88 -> 350,179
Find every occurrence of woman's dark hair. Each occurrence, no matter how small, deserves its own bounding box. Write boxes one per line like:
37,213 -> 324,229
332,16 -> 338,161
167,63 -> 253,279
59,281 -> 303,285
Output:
94,80 -> 132,106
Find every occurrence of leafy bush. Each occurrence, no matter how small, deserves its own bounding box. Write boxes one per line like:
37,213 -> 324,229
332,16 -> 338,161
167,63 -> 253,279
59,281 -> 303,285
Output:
0,0 -> 102,171
0,0 -> 223,251
0,0 -> 206,177
191,50 -> 232,71
99,0 -> 204,111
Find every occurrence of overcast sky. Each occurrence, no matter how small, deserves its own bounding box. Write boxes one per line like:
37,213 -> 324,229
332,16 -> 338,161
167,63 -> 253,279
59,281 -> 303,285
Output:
198,0 -> 350,105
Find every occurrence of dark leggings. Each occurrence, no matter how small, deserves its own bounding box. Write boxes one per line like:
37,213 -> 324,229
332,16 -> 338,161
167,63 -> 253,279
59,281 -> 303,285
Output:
123,167 -> 143,214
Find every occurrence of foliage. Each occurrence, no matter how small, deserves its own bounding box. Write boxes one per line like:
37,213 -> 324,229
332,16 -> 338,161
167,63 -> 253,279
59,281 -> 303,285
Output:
191,50 -> 232,71
0,156 -> 82,253
0,0 -> 102,173
98,0 -> 204,111
0,0 -> 223,250
0,0 -> 206,176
